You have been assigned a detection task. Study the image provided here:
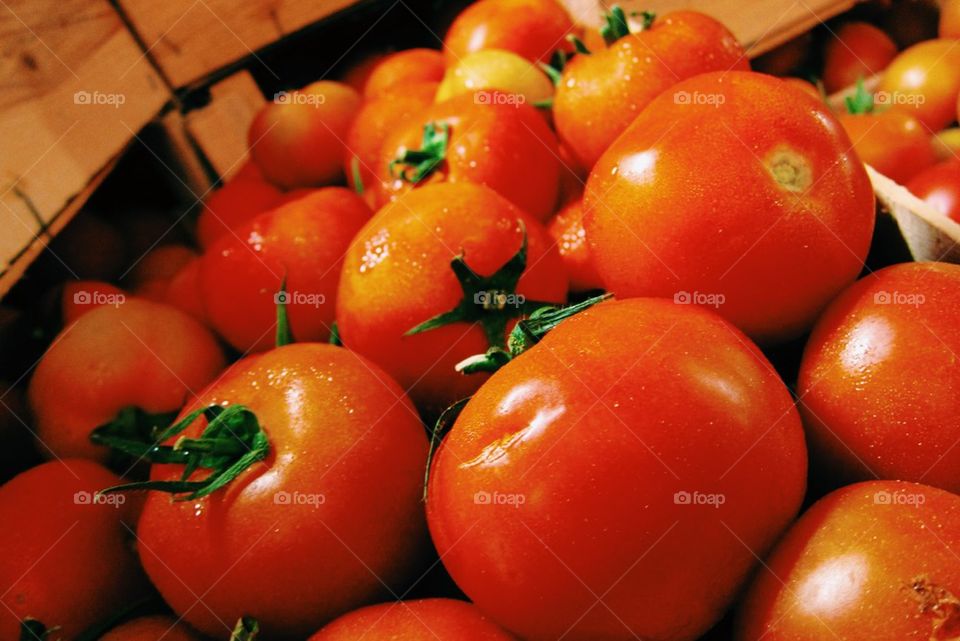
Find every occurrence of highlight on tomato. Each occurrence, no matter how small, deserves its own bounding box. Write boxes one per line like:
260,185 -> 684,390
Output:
907,158 -> 960,222
878,38 -> 960,131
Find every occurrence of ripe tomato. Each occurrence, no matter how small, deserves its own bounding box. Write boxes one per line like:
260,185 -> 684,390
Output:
736,480 -> 960,640
878,39 -> 960,131
308,599 -> 518,640
837,109 -> 937,184
427,298 -> 807,641
127,244 -> 197,293
585,71 -> 875,343
0,460 -> 148,640
444,0 -> 574,63
28,298 -> 225,461
163,256 -> 208,323
336,182 -> 568,415
782,77 -> 821,100
435,49 -> 554,105
554,11 -> 748,169
99,616 -> 203,641
798,262 -> 960,493
907,159 -> 960,222
362,48 -> 445,98
934,127 -> 960,160
249,81 -> 361,189
201,187 -> 371,352
341,53 -> 387,93
61,280 -> 126,325
547,198 -> 603,292
941,0 -> 960,38
136,343 -> 429,639
197,175 -> 284,249
374,91 -> 561,221
822,22 -> 897,94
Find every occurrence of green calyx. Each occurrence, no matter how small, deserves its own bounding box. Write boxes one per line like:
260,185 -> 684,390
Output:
350,155 -> 365,195
230,617 -> 260,641
566,33 -> 591,55
539,50 -> 568,85
275,276 -> 293,348
422,396 -> 471,501
600,6 -> 655,45
845,77 -> 875,115
92,404 -> 270,501
389,122 -> 449,184
405,223 -> 555,350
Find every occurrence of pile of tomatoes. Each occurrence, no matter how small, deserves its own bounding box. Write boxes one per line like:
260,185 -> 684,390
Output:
3,0 -> 960,639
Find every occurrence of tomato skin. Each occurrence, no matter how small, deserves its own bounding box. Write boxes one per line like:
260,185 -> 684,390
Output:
554,11 -> 749,169
837,110 -> 936,184
435,49 -> 554,105
427,298 -> 807,641
163,257 -> 208,323
879,39 -> 960,132
736,480 -> 960,641
362,49 -> 445,98
782,77 -> 821,100
308,599 -> 518,640
547,198 -> 603,292
61,280 -> 126,325
0,460 -> 149,640
374,92 -> 561,221
197,175 -> 284,249
128,244 -> 197,294
798,262 -> 960,493
907,159 -> 960,222
138,343 -> 429,639
99,616 -> 203,641
28,299 -> 225,461
443,0 -> 574,63
249,81 -> 361,189
941,0 -> 960,38
585,71 -> 875,344
822,22 -> 897,94
336,183 -> 568,415
201,187 -> 372,353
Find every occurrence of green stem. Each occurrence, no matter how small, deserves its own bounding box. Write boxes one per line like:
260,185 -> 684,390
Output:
422,397 -> 471,501
230,617 -> 260,641
389,122 -> 449,184
844,76 -> 875,115
275,276 -> 293,348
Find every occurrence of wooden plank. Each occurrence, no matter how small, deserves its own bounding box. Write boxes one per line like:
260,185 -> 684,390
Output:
117,0 -> 359,88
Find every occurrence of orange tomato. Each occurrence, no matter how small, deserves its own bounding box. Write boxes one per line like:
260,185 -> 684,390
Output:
127,244 -> 197,293
878,39 -> 960,131
907,158 -> 960,222
837,110 -> 937,184
444,0 -> 574,63
164,256 -> 208,323
362,48 -> 445,97
340,53 -> 386,93
547,198 -> 602,292
822,22 -> 897,94
196,175 -> 284,249
940,0 -> 960,38
60,280 -> 126,325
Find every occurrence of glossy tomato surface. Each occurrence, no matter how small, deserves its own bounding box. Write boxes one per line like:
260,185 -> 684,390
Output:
197,175 -> 284,249
585,71 -> 875,343
837,110 -> 937,185
362,48 -> 445,98
443,0 -> 574,63
878,39 -> 960,132
547,197 -> 603,292
907,159 -> 960,222
428,298 -> 807,641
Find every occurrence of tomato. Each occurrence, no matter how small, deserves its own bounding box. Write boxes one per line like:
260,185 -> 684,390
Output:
249,81 -> 361,189
61,280 -> 126,325
547,198 -> 603,292
375,91 -> 561,221
427,298 -> 807,641
127,244 -> 197,293
0,460 -> 148,640
554,11 -> 749,169
444,0 -> 574,63
362,48 -> 445,98
435,49 -> 554,105
201,187 -> 371,353
28,298 -> 225,461
556,141 -> 587,205
309,599 -> 518,640
99,616 -> 203,641
163,256 -> 208,323
343,82 -> 438,203
907,159 -> 960,222
822,22 -> 897,94
798,262 -> 960,493
782,77 -> 821,100
336,182 -> 568,415
197,175 -> 284,249
934,126 -> 960,160
585,71 -> 875,343
136,343 -> 429,638
878,39 -> 960,132
341,53 -> 387,93
837,110 -> 937,184
941,0 -> 960,38
736,480 -> 960,640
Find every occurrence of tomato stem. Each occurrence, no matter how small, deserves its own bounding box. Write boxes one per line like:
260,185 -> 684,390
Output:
566,33 -> 591,55
230,617 -> 260,641
350,155 -> 365,195
389,122 -> 449,184
275,276 -> 294,348
539,50 -> 567,86
844,76 -> 875,115
422,396 -> 471,501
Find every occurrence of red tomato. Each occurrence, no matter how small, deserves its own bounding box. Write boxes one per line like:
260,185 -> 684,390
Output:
362,49 -> 445,98
127,244 -> 197,293
798,262 -> 960,493
28,299 -> 225,461
585,71 -> 875,343
736,480 -> 960,640
941,0 -> 960,38
547,198 -> 603,292
336,182 -> 568,416
907,159 -> 960,222
428,298 -> 807,641
308,599 -> 518,640
554,11 -> 749,169
444,0 -> 574,63
99,616 -> 203,641
782,77 -> 822,99
196,175 -> 284,249
878,39 -> 960,131
822,22 -> 897,94
137,343 -> 429,639
249,81 -> 361,189
374,91 -> 561,221
164,257 -> 208,323
201,187 -> 371,352
837,109 -> 937,184
61,280 -> 126,325
0,460 -> 148,640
